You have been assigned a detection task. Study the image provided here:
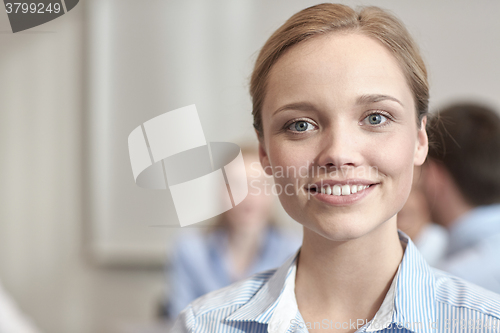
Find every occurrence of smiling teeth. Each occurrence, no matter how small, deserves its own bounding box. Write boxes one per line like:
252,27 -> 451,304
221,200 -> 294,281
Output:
320,184 -> 370,196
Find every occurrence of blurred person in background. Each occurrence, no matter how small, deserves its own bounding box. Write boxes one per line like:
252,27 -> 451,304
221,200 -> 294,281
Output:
397,166 -> 448,266
164,145 -> 301,320
423,102 -> 500,293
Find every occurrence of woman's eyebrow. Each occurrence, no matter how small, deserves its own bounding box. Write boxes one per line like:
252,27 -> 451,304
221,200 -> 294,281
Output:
272,95 -> 403,117
272,102 -> 317,117
356,94 -> 404,107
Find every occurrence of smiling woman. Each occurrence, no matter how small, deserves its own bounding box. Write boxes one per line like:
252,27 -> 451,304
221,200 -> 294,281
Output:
258,31 -> 428,245
172,3 -> 500,333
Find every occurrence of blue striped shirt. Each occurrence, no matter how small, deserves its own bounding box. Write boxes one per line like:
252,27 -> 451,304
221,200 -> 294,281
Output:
166,226 -> 301,319
172,230 -> 500,332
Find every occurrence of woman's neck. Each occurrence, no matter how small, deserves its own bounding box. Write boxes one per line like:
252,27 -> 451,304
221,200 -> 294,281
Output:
295,217 -> 404,331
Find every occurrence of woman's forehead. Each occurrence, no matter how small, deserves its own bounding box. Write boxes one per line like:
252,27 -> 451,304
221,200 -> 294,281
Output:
263,32 -> 413,114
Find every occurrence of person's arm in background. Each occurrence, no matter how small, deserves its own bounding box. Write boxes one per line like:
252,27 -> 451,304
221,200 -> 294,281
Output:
165,234 -> 201,321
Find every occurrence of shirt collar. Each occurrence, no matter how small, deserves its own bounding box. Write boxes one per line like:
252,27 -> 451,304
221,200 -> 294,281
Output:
447,203 -> 500,255
224,249 -> 298,324
225,230 -> 436,333
392,230 -> 436,333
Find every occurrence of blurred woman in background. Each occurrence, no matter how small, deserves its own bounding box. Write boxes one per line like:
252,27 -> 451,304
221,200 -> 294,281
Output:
165,145 -> 301,320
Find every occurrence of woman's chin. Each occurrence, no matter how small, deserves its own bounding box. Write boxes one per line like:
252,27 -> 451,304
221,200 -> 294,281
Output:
302,219 -> 375,243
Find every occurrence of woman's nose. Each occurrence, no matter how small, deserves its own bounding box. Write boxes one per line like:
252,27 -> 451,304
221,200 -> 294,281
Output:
315,122 -> 363,171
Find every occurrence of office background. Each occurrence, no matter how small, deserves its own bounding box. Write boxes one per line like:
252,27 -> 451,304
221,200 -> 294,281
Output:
0,0 -> 499,332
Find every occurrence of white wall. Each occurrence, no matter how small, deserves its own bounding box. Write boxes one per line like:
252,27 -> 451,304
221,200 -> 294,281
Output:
0,4 -> 165,333
0,1 -> 499,333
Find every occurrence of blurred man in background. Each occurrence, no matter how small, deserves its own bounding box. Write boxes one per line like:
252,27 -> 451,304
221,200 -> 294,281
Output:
423,102 -> 500,293
397,166 -> 448,267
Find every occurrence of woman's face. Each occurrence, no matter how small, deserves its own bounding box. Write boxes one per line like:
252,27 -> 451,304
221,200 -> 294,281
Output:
258,32 -> 428,241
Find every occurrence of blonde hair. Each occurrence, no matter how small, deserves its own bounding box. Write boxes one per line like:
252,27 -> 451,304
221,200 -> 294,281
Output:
250,3 -> 429,140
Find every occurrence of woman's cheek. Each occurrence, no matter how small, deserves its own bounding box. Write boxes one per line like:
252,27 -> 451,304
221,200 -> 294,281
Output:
377,129 -> 415,169
379,134 -> 415,199
270,145 -> 307,185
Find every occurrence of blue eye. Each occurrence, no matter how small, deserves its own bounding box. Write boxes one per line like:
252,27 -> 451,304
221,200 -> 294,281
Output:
288,120 -> 315,132
365,113 -> 388,125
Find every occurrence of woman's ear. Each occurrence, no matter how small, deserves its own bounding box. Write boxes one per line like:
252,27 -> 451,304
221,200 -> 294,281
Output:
256,131 -> 273,176
414,116 -> 429,166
